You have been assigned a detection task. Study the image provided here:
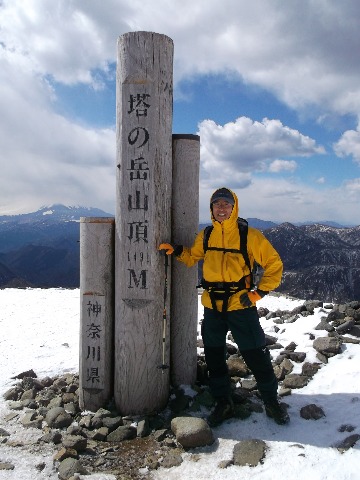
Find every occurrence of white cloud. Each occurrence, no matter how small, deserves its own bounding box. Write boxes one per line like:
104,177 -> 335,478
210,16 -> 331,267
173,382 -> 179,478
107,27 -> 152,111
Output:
268,159 -> 297,173
333,128 -> 360,164
198,117 -> 323,188
128,0 -> 360,117
3,0 -> 360,116
343,178 -> 360,196
0,51 -> 115,213
1,0 -> 360,225
1,0 -> 128,86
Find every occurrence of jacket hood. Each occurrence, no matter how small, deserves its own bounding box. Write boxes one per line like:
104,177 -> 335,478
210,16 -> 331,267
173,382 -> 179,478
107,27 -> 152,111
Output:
210,187 -> 239,227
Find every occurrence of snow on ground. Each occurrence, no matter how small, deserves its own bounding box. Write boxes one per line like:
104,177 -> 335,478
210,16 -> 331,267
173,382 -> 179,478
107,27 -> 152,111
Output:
0,288 -> 359,480
0,288 -> 81,480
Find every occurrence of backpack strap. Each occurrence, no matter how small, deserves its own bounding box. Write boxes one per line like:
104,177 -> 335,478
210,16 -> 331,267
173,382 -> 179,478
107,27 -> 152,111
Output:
203,225 -> 213,253
237,218 -> 253,288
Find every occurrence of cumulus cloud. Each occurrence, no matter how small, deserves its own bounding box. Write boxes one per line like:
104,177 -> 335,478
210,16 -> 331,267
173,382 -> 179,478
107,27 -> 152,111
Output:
0,1 -> 122,214
268,159 -> 297,173
1,0 -> 129,86
3,0 -> 360,116
343,178 -> 360,196
333,128 -> 360,164
128,0 -> 360,117
198,117 -> 323,188
1,0 -> 360,223
0,46 -> 115,214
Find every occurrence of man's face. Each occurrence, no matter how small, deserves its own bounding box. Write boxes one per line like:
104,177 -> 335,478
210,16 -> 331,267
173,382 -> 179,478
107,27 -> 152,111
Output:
212,200 -> 233,222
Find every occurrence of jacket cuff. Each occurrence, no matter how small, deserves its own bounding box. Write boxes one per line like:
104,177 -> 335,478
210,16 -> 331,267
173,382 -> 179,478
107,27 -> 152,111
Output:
173,245 -> 183,256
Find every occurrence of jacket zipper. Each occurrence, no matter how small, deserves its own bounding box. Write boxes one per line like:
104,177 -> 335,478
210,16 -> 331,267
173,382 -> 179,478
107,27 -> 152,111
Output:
221,225 -> 226,281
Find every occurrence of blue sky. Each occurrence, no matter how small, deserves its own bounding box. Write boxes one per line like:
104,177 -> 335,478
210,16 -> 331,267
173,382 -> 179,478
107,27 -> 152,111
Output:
1,0 -> 360,225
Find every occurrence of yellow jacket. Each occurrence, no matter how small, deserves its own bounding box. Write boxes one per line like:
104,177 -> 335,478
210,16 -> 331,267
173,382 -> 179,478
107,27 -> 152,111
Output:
176,188 -> 283,310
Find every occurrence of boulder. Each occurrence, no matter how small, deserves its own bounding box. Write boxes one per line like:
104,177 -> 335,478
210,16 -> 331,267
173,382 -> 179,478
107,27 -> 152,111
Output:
45,407 -> 73,428
233,439 -> 267,467
300,404 -> 325,420
106,425 -> 137,442
57,458 -> 88,480
171,417 -> 214,448
227,356 -> 249,377
283,374 -> 309,389
313,337 -> 342,357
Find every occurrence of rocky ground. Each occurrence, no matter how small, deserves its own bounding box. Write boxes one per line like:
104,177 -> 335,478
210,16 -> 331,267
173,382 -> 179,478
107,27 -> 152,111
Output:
1,298 -> 360,479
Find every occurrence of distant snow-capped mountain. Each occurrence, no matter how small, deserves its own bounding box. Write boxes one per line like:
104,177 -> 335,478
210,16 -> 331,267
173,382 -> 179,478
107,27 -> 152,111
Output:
0,205 -> 114,289
0,204 -> 114,226
294,220 -> 356,228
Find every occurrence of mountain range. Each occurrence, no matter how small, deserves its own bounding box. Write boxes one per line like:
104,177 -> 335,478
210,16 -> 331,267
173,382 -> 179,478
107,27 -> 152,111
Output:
264,222 -> 360,302
0,205 -> 112,288
0,205 -> 359,302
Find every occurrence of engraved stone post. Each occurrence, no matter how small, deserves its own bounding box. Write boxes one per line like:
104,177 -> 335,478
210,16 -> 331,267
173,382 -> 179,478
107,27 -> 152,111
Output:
115,32 -> 174,414
79,217 -> 115,412
171,134 -> 200,386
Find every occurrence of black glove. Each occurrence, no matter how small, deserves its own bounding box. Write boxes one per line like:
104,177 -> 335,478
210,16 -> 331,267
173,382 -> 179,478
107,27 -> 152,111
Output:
240,289 -> 268,307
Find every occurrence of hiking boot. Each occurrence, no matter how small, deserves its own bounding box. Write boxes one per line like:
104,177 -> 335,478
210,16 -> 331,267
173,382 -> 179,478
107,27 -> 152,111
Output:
208,396 -> 235,427
264,400 -> 290,425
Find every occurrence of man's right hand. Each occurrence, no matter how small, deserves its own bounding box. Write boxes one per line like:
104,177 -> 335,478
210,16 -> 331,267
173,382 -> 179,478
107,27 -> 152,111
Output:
159,243 -> 183,256
159,243 -> 175,255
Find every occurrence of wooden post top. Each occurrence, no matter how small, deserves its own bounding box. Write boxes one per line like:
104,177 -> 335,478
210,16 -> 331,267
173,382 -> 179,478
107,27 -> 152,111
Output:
119,31 -> 173,42
80,217 -> 115,224
172,134 -> 200,141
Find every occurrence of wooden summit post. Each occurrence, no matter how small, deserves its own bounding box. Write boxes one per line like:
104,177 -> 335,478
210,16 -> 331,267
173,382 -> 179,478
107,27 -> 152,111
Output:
79,217 -> 115,412
171,134 -> 200,386
114,32 -> 174,415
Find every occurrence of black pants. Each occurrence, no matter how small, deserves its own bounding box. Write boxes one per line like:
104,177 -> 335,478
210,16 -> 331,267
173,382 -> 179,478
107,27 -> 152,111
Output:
202,307 -> 278,402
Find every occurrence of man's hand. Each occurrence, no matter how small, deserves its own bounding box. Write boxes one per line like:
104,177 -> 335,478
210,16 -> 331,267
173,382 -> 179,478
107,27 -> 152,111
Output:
159,243 -> 175,255
240,289 -> 268,307
158,243 -> 183,256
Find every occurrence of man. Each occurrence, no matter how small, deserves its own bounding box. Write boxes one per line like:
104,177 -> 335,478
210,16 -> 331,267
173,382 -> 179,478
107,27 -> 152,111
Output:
159,187 -> 289,426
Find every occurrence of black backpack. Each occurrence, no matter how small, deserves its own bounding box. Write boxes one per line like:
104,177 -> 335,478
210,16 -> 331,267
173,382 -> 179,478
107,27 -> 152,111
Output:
200,218 -> 261,312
